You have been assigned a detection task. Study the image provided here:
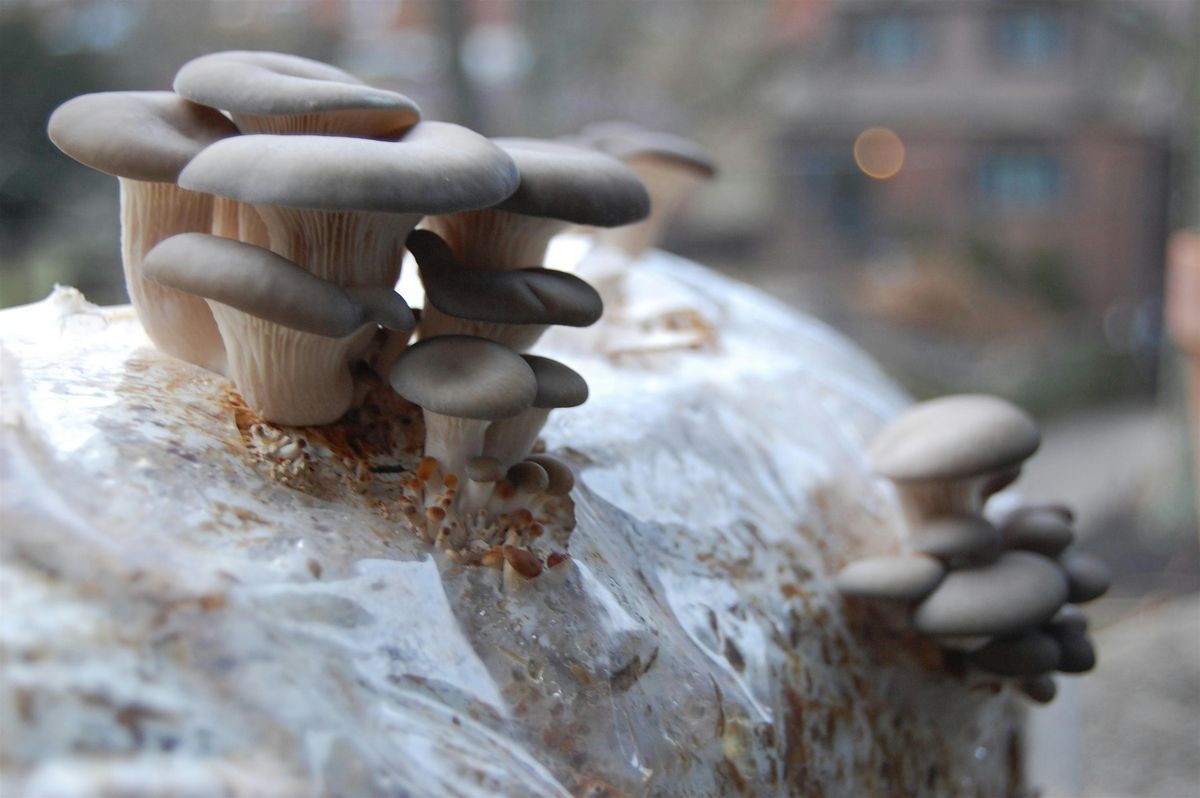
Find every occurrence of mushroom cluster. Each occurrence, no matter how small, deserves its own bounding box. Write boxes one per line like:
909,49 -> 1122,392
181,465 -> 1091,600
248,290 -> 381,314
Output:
836,394 -> 1111,703
48,50 -> 653,579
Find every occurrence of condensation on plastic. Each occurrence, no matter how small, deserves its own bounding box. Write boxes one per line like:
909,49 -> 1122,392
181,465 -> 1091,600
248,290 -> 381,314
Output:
0,252 -> 1022,797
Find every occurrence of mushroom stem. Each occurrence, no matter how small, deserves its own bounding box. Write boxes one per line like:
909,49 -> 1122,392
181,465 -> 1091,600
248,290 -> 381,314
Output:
417,307 -> 546,351
484,407 -> 551,470
422,411 -> 491,478
895,478 -> 987,531
425,209 -> 563,271
120,178 -> 225,373
257,206 -> 421,289
210,307 -> 377,425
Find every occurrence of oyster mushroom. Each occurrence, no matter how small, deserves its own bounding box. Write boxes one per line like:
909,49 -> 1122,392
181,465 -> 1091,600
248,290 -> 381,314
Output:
483,355 -> 589,470
967,631 -> 1061,677
834,554 -> 945,602
173,50 -> 421,137
47,91 -> 238,373
912,550 -> 1068,638
870,394 -> 1041,532
998,504 -> 1075,557
407,229 -> 603,349
179,121 -> 519,292
1060,549 -> 1111,604
461,456 -> 504,511
388,336 -> 537,477
143,233 -> 413,425
525,453 -> 575,496
911,515 -> 1003,566
574,121 -> 717,258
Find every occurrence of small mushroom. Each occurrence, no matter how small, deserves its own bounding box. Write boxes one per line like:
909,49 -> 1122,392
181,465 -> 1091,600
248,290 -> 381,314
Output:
912,551 -> 1068,638
498,460 -> 551,511
1020,674 -> 1058,704
573,121 -> 717,258
967,631 -> 1061,677
407,229 -> 602,350
424,137 -> 650,271
834,554 -> 945,602
179,121 -> 520,293
143,233 -> 412,425
388,336 -> 537,477
870,394 -> 1041,528
525,453 -> 575,496
461,456 -> 504,511
1046,621 -> 1097,673
999,504 -> 1075,557
173,50 -> 421,137
483,355 -> 589,470
1060,550 -> 1111,604
47,91 -> 239,373
910,515 -> 1002,566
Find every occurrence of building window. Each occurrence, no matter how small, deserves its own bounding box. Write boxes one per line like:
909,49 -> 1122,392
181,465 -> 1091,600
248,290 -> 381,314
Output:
991,7 -> 1067,68
853,13 -> 928,71
977,152 -> 1065,209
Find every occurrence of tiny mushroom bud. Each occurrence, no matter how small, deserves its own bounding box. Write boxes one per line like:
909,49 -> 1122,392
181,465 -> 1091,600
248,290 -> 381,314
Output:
870,394 -> 1041,530
173,50 -> 421,137
389,336 -> 537,477
143,233 -> 412,425
483,355 -> 589,470
912,551 -> 1068,638
573,121 -> 717,258
834,554 -> 946,602
47,91 -> 239,373
408,229 -> 603,350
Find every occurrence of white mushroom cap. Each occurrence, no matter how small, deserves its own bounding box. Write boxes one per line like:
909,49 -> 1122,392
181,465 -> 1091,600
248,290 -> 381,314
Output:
871,395 -> 1041,483
173,50 -> 421,137
913,551 -> 1068,637
834,554 -> 945,601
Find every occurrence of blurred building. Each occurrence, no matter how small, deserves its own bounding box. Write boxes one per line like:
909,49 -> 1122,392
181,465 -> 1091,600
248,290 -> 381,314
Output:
767,0 -> 1190,355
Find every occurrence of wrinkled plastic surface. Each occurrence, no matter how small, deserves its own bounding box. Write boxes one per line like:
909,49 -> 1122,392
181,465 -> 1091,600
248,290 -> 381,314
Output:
0,254 -> 1022,797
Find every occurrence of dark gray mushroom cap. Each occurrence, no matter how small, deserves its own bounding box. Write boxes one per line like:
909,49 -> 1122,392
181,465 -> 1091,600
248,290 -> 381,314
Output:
409,230 -> 602,326
913,550 -> 1068,637
1000,505 -> 1076,557
490,138 -> 650,226
1020,674 -> 1058,703
968,631 -> 1061,677
870,394 -> 1041,482
526,454 -> 575,495
522,355 -> 589,409
178,121 -> 519,213
506,461 -> 549,493
1061,550 -> 1111,604
173,50 -> 420,131
143,233 -> 413,335
389,335 -> 536,419
1046,623 -> 1097,673
48,91 -> 238,182
834,554 -> 945,601
912,515 -> 1002,563
574,121 -> 717,178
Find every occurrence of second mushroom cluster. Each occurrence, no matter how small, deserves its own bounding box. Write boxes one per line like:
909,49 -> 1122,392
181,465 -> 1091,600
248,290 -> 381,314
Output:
836,394 -> 1111,703
47,51 -> 651,576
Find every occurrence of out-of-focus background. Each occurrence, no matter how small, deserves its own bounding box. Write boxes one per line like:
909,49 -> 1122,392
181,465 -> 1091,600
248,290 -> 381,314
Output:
0,0 -> 1197,795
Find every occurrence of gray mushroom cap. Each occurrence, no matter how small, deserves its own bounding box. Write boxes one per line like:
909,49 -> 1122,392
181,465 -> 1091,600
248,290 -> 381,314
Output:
1061,550 -> 1111,604
178,121 -> 519,213
491,138 -> 651,226
48,91 -> 238,182
409,230 -> 603,326
870,394 -> 1041,482
389,335 -> 536,420
522,355 -> 589,409
526,454 -> 575,496
142,233 -> 413,335
506,461 -> 549,494
173,50 -> 420,134
999,505 -> 1076,557
912,515 -> 1002,563
968,631 -> 1061,677
573,120 -> 717,178
913,550 -> 1068,637
834,554 -> 945,601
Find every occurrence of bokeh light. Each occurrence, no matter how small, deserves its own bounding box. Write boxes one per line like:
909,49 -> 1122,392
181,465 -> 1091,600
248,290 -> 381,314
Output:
853,126 -> 905,179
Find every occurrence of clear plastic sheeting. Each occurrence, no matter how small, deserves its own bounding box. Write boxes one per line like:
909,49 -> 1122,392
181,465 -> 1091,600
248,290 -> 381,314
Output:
0,258 -> 1022,797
